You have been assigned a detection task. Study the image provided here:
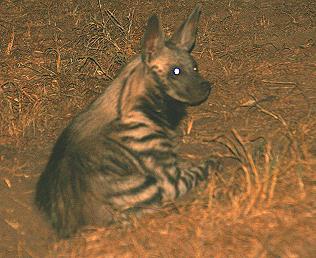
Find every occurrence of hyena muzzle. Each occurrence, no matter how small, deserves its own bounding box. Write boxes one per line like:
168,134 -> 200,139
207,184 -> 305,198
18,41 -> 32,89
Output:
35,4 -> 216,238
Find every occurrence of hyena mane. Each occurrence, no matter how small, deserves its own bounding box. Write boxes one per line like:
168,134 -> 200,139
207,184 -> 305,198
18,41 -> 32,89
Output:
35,4 -> 215,238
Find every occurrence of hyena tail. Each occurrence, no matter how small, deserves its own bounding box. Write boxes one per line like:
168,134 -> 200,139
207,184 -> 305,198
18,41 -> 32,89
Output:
35,129 -> 88,238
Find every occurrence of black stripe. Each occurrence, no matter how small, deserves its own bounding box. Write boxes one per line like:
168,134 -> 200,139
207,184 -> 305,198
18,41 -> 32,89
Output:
102,137 -> 148,175
179,177 -> 191,191
117,67 -> 137,118
161,162 -> 176,170
160,141 -> 172,148
107,156 -> 130,172
116,122 -> 148,132
109,175 -> 157,197
163,168 -> 180,198
174,168 -> 181,197
175,183 -> 180,198
184,170 -> 196,184
100,154 -> 141,176
121,132 -> 166,143
196,167 -> 206,181
190,166 -> 205,181
137,149 -> 176,161
182,173 -> 194,189
100,163 -> 125,175
132,187 -> 163,209
161,169 -> 176,185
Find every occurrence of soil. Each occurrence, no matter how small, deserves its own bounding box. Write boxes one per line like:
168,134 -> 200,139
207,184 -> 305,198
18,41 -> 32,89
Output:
0,0 -> 315,257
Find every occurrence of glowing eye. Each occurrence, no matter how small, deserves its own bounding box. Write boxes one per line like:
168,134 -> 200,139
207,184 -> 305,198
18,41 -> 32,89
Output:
193,67 -> 198,71
172,67 -> 181,75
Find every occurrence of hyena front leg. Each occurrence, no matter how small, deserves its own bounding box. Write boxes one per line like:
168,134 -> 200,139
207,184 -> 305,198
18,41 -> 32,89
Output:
106,159 -> 221,211
177,159 -> 219,196
155,158 -> 222,202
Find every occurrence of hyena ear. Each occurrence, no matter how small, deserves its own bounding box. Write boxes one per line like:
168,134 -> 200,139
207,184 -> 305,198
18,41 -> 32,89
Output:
142,15 -> 165,63
170,4 -> 201,52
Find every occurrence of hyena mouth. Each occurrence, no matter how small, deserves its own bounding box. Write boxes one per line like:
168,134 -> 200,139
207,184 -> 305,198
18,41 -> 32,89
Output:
188,81 -> 212,106
173,80 -> 212,106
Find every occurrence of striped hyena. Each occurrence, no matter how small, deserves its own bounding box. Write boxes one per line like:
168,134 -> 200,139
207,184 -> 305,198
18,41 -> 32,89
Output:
35,4 -> 216,238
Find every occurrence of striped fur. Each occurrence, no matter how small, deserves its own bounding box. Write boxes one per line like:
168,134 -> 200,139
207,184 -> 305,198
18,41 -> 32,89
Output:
35,4 -> 214,238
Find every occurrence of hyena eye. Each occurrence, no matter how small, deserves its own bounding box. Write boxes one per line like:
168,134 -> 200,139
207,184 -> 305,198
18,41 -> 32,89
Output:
172,67 -> 181,75
193,67 -> 198,72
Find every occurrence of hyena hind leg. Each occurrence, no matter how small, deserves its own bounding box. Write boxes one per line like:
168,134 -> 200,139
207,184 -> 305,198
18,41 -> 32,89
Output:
83,173 -> 163,224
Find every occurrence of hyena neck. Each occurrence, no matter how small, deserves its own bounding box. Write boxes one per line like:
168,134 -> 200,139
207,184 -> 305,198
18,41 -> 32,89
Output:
139,86 -> 187,130
119,59 -> 187,131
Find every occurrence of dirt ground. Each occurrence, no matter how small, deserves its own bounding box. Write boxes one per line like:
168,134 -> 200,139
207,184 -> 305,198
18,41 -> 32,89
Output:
0,0 -> 315,257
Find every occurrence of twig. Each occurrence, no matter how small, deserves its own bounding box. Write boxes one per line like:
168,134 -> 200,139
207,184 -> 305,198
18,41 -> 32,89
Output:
98,0 -> 105,27
249,95 -> 288,128
262,79 -> 296,85
126,8 -> 135,40
6,27 -> 15,55
105,9 -> 125,33
80,57 -> 113,80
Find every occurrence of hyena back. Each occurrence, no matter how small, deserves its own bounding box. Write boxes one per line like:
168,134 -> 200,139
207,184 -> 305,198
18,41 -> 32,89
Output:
35,5 -> 214,238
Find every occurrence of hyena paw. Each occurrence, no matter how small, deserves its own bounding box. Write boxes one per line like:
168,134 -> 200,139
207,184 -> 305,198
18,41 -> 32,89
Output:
203,157 -> 223,177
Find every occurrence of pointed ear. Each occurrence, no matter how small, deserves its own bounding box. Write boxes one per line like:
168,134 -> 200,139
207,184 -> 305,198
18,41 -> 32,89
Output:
141,15 -> 165,63
170,4 -> 201,52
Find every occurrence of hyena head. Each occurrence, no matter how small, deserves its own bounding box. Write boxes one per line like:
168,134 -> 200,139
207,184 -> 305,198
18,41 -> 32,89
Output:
141,4 -> 212,106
